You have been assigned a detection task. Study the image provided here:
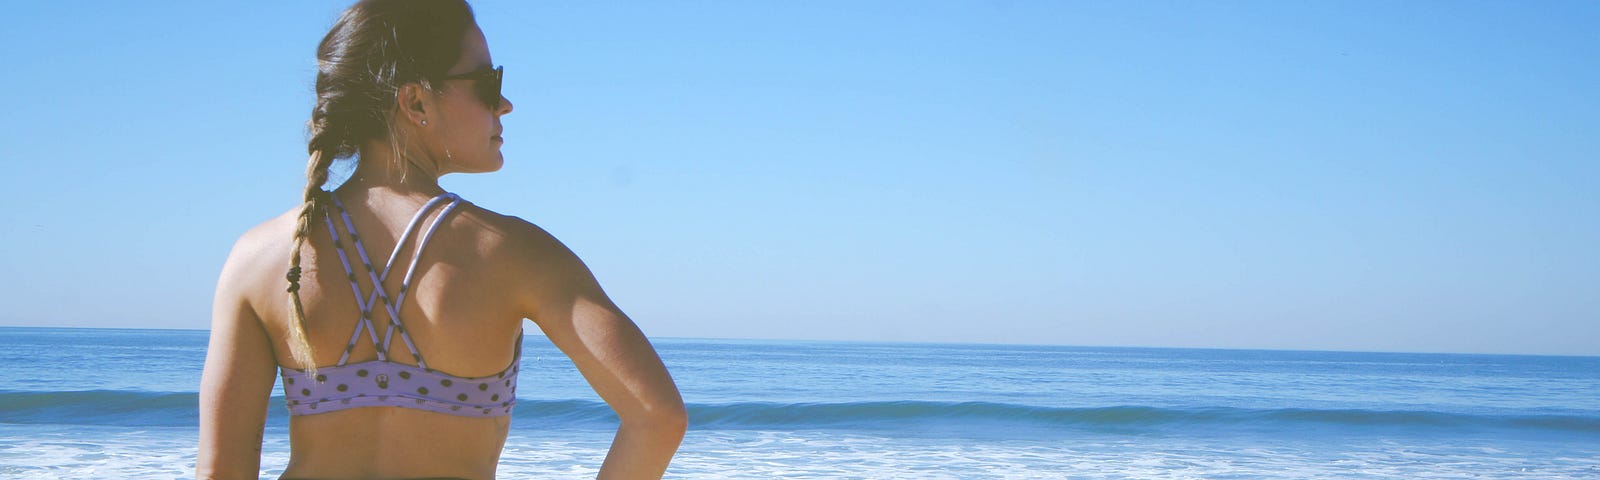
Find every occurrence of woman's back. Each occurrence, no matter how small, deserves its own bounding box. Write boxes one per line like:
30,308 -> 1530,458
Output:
226,189 -> 548,477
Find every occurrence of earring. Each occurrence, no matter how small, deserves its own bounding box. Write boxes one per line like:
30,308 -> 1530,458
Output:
421,119 -> 428,126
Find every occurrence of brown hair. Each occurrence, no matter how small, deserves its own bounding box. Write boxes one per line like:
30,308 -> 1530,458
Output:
285,0 -> 477,374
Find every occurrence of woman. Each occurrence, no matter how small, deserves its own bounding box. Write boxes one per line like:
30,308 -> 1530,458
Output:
197,1 -> 686,478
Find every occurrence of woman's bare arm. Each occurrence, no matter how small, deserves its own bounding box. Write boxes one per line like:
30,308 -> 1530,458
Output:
197,240 -> 280,480
519,227 -> 687,479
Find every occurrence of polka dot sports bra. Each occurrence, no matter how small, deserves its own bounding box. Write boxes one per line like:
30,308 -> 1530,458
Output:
279,191 -> 520,418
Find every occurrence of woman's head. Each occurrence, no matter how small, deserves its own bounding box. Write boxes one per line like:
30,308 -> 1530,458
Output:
310,0 -> 508,177
409,24 -> 514,175
287,0 -> 512,373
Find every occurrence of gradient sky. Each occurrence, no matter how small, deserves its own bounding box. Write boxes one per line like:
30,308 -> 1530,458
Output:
2,1 -> 1596,355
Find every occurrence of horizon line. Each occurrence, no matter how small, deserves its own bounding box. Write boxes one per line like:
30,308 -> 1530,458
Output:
2,324 -> 1594,359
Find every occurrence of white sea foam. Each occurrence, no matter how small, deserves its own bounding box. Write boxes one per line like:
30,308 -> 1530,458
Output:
3,425 -> 1598,479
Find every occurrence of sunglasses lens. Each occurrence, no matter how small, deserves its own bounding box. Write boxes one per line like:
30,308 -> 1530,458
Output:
479,67 -> 503,109
445,66 -> 503,110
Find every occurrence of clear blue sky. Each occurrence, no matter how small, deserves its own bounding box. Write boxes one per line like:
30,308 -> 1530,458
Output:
2,1 -> 1596,355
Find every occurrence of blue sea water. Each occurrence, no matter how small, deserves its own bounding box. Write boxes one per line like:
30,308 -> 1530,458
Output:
0,326 -> 1597,478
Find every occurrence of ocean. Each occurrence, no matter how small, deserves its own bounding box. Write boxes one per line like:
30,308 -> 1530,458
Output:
0,326 -> 1596,478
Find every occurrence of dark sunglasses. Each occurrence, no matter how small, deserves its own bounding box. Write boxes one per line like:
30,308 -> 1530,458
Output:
441,65 -> 504,110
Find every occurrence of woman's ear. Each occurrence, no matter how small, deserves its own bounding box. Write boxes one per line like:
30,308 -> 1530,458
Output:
395,83 -> 431,127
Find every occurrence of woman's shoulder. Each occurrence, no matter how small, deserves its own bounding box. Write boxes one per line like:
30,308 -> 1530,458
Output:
448,201 -> 582,268
227,207 -> 299,267
448,202 -> 602,318
214,206 -> 303,309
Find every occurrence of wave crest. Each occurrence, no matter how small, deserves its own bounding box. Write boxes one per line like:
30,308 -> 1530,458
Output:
2,390 -> 1595,433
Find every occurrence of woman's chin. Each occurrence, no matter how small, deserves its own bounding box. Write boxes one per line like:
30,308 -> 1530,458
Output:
478,157 -> 505,173
452,153 -> 504,174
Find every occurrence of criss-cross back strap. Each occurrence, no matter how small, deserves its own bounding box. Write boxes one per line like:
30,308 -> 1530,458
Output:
321,203 -> 384,363
322,191 -> 462,368
379,197 -> 464,354
345,193 -> 460,360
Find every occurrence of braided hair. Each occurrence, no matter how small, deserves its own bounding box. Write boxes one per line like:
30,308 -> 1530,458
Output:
285,0 -> 476,375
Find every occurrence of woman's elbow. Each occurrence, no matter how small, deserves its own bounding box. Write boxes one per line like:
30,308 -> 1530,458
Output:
660,402 -> 690,436
624,400 -> 689,438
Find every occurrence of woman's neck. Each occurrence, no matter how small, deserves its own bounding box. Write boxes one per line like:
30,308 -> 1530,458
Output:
338,144 -> 448,200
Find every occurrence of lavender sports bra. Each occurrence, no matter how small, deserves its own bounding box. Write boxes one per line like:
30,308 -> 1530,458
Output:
279,192 -> 520,417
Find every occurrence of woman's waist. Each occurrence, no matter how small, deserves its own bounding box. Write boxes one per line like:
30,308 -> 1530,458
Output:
285,410 -> 509,478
